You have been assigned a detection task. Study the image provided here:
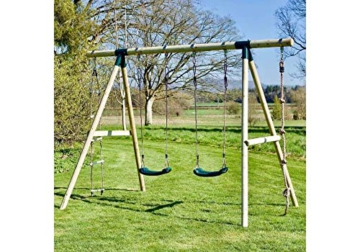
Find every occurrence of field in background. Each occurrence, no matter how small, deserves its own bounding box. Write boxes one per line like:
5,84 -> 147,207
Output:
101,102 -> 305,128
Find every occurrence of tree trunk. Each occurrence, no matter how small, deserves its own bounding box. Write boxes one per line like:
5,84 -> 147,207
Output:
145,96 -> 155,126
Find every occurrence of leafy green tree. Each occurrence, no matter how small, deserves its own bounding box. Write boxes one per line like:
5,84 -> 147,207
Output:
54,0 -> 98,146
248,92 -> 259,126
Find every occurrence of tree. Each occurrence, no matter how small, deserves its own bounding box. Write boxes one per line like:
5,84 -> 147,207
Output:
248,92 -> 259,126
54,0 -> 243,146
272,95 -> 282,120
124,0 -> 242,125
275,0 -> 306,79
290,86 -> 306,119
54,0 -> 98,146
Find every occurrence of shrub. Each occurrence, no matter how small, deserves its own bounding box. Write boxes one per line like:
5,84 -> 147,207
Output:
54,56 -> 92,146
226,101 -> 240,115
272,95 -> 282,120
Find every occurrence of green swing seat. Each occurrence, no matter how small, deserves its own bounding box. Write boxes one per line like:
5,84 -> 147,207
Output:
193,167 -> 228,177
139,167 -> 172,176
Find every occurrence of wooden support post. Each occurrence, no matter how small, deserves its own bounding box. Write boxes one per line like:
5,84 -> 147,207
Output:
119,54 -> 146,191
248,52 -> 298,207
60,57 -> 122,210
241,47 -> 249,228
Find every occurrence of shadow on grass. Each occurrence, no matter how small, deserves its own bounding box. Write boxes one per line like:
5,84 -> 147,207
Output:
54,191 -> 241,226
54,186 -> 140,192
144,201 -> 183,212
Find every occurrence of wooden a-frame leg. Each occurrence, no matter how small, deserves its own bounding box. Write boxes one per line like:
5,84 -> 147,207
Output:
248,53 -> 299,207
60,55 -> 146,210
120,54 -> 146,191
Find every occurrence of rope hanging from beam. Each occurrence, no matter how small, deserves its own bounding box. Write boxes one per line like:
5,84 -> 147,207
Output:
279,47 -> 290,215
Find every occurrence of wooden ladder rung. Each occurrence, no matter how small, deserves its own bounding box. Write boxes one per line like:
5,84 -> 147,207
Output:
90,188 -> 105,196
244,135 -> 281,146
90,160 -> 104,166
91,189 -> 104,193
93,130 -> 131,137
91,137 -> 103,142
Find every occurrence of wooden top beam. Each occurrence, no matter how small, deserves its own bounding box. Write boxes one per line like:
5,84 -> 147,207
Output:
86,38 -> 293,58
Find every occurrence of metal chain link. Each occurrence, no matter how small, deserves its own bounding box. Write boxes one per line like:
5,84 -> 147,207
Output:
91,58 -> 102,129
137,55 -> 145,168
192,52 -> 199,168
164,53 -> 170,168
90,140 -> 94,194
89,58 -> 98,120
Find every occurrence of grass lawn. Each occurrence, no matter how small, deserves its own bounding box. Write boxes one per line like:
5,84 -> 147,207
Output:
54,126 -> 306,251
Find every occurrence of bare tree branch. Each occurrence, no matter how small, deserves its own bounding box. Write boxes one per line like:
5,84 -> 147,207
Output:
275,0 -> 306,79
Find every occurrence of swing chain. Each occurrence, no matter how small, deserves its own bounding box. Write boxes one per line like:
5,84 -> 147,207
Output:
90,58 -> 102,128
141,154 -> 146,168
92,61 -> 98,77
137,58 -> 146,167
192,52 -> 199,166
164,154 -> 170,168
223,50 -> 228,91
222,49 -> 228,168
89,58 -> 98,119
164,53 -> 170,167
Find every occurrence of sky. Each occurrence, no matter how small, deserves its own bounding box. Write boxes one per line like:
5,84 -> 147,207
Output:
200,0 -> 301,86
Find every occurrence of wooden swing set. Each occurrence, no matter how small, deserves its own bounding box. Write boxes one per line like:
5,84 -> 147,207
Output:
59,38 -> 299,227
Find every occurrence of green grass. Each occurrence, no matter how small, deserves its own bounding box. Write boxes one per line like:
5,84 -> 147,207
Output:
54,126 -> 306,251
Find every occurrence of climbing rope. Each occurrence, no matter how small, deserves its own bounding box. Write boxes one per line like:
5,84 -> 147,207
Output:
279,47 -> 290,215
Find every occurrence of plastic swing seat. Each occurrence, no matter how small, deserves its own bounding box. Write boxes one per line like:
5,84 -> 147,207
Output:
193,167 -> 228,177
139,167 -> 172,176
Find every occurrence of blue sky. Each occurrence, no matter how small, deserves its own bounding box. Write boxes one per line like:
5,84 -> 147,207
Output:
200,0 -> 302,86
